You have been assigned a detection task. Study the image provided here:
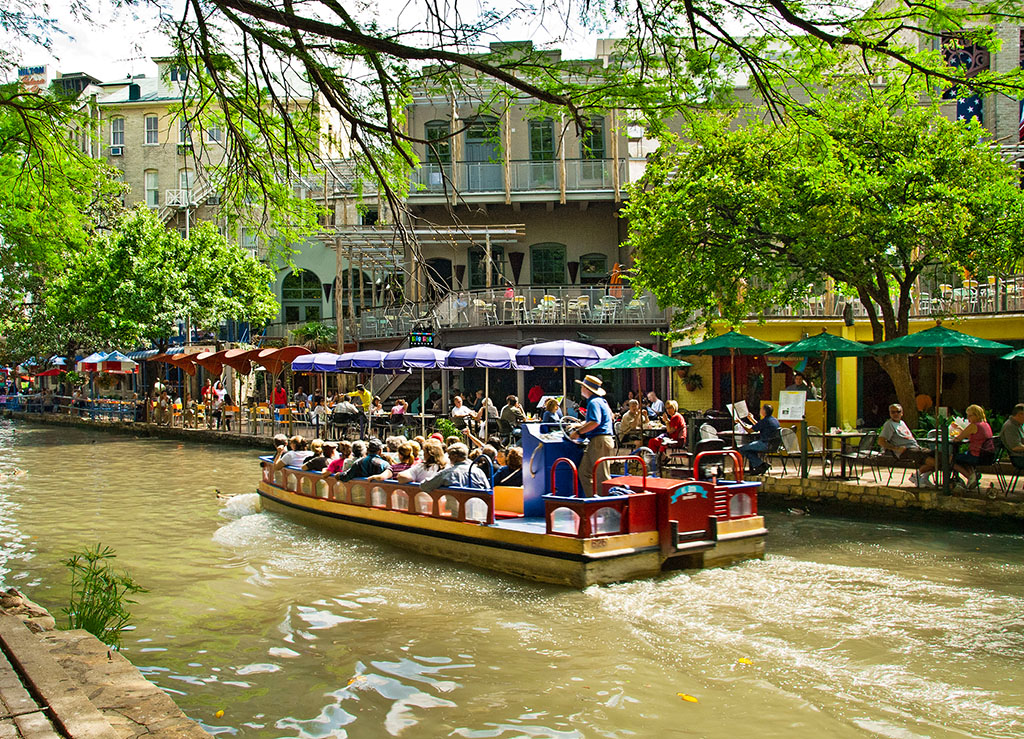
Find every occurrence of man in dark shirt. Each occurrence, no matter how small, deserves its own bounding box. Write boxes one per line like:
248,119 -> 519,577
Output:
339,439 -> 391,481
738,403 -> 782,476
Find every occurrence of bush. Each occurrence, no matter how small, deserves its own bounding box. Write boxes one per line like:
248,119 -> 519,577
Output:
61,544 -> 146,648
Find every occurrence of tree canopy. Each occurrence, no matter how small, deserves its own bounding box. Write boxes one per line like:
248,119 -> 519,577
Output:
623,95 -> 1024,418
3,207 -> 279,361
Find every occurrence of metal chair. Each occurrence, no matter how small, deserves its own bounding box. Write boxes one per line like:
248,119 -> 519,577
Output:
770,426 -> 804,475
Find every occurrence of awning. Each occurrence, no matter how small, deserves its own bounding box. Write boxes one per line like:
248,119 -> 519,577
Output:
126,349 -> 160,360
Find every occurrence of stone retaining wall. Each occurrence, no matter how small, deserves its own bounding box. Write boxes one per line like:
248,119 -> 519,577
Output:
760,475 -> 1024,529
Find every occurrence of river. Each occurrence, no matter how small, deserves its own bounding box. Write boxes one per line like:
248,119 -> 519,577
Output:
0,420 -> 1021,738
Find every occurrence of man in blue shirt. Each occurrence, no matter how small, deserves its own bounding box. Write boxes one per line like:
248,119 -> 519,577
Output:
738,403 -> 782,476
568,375 -> 616,496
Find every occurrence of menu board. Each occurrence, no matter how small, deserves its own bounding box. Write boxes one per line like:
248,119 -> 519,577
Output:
778,391 -> 807,421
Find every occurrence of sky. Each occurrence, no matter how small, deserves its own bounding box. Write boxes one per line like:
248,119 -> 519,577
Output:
19,0 -> 603,84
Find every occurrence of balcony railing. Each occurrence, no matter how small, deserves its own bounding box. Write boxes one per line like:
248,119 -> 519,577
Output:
409,159 -> 626,195
349,285 -> 667,340
759,275 -> 1024,320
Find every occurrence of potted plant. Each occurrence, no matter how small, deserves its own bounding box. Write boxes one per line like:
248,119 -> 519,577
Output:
683,371 -> 704,392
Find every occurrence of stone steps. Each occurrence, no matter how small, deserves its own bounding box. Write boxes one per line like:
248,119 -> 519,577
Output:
0,613 -> 210,739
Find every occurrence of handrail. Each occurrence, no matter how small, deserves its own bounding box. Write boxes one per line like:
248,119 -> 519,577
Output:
550,457 -> 580,498
594,455 -> 647,496
694,449 -> 743,482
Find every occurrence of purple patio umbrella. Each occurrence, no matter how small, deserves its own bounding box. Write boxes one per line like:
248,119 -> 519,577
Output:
291,352 -> 343,398
515,340 -> 611,412
446,343 -> 533,410
382,347 -> 457,434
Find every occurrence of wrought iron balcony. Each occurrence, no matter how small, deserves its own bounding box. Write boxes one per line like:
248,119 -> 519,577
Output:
409,159 -> 627,196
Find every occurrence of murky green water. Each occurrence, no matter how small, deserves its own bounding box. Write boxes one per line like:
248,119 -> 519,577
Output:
0,420 -> 1021,738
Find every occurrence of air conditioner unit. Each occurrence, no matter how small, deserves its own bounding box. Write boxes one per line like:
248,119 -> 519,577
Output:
109,146 -> 123,156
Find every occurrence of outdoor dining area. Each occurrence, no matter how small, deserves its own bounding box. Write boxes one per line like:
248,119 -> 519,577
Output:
4,323 -> 1023,496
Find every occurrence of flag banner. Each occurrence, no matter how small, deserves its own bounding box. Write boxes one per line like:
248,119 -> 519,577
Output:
957,95 -> 982,123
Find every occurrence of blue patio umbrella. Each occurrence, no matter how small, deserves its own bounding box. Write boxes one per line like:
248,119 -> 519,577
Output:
446,343 -> 533,411
382,347 -> 457,435
515,340 -> 611,413
291,352 -> 344,398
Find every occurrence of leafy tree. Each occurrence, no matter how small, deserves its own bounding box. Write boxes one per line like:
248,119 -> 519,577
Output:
40,206 -> 279,352
623,96 -> 1024,423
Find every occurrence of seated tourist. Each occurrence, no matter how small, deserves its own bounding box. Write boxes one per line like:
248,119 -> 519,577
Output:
421,443 -> 490,491
474,444 -> 499,478
368,442 -> 417,481
618,399 -> 644,446
915,404 -> 994,490
648,400 -> 687,455
398,440 -> 449,484
339,439 -> 391,481
450,395 -> 475,429
302,439 -> 330,472
541,397 -> 562,425
494,446 -> 523,487
323,440 -> 354,478
274,435 -> 312,470
999,403 -> 1024,470
878,404 -> 928,462
737,404 -> 781,476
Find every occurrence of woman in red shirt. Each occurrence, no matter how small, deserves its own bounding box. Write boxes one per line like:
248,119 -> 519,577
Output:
648,399 -> 686,454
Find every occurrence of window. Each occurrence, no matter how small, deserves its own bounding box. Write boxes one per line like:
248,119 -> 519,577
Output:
179,168 -> 194,191
465,115 -> 502,191
580,116 -> 606,159
424,120 -> 451,164
580,252 -> 609,285
360,208 -> 379,226
529,118 -> 556,161
282,269 -> 322,323
110,117 -> 125,146
178,118 -> 192,146
144,170 -> 159,207
144,113 -> 157,144
529,118 -> 556,187
468,246 -> 505,289
240,228 -> 257,252
208,123 -> 223,142
530,243 -> 566,286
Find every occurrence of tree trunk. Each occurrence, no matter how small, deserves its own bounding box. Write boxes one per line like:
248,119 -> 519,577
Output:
874,354 -> 919,427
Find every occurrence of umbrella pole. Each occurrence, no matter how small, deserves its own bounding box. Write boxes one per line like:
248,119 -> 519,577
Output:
730,349 -> 737,413
485,368 -> 490,437
562,359 -> 567,415
421,369 -> 426,436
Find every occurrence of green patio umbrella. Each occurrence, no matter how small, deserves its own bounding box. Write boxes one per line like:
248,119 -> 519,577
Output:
590,344 -> 692,371
769,328 -> 871,429
871,322 -> 1010,410
672,330 -> 780,409
591,343 -> 691,431
1001,347 -> 1024,361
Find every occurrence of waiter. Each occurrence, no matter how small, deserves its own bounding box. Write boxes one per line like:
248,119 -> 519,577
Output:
568,374 -> 615,496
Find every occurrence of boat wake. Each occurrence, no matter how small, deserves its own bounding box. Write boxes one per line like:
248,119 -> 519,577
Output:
219,492 -> 261,519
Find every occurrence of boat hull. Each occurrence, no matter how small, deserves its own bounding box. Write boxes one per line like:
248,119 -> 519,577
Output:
256,480 -> 765,587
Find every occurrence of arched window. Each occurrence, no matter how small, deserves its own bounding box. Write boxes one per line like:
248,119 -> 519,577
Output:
110,117 -> 125,147
530,243 -> 566,286
282,269 -> 322,323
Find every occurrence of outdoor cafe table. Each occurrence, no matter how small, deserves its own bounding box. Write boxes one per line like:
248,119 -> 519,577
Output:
820,430 -> 869,479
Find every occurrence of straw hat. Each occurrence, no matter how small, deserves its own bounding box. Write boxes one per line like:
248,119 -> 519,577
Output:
575,374 -> 606,396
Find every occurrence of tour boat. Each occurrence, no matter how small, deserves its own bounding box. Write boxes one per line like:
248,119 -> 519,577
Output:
255,425 -> 767,587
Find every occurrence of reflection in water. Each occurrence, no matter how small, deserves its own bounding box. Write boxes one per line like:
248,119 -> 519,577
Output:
0,420 -> 1022,738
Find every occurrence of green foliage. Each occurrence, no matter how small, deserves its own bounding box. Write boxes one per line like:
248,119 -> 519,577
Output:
433,417 -> 460,439
61,544 -> 146,649
625,97 -> 1024,341
59,370 -> 85,387
41,207 -> 279,349
291,321 -> 337,349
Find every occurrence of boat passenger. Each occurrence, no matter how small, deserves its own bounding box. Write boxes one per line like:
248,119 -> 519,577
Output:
421,443 -> 490,491
397,440 -> 448,484
368,442 -> 417,481
339,439 -> 391,481
274,435 -> 312,470
494,447 -> 523,487
475,445 -> 498,478
323,440 -> 353,478
302,439 -> 329,472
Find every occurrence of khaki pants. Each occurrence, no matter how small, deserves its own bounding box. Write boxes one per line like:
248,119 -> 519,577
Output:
579,434 -> 616,497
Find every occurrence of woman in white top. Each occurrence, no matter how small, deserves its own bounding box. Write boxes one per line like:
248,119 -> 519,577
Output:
450,395 -> 475,429
397,440 -> 449,483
